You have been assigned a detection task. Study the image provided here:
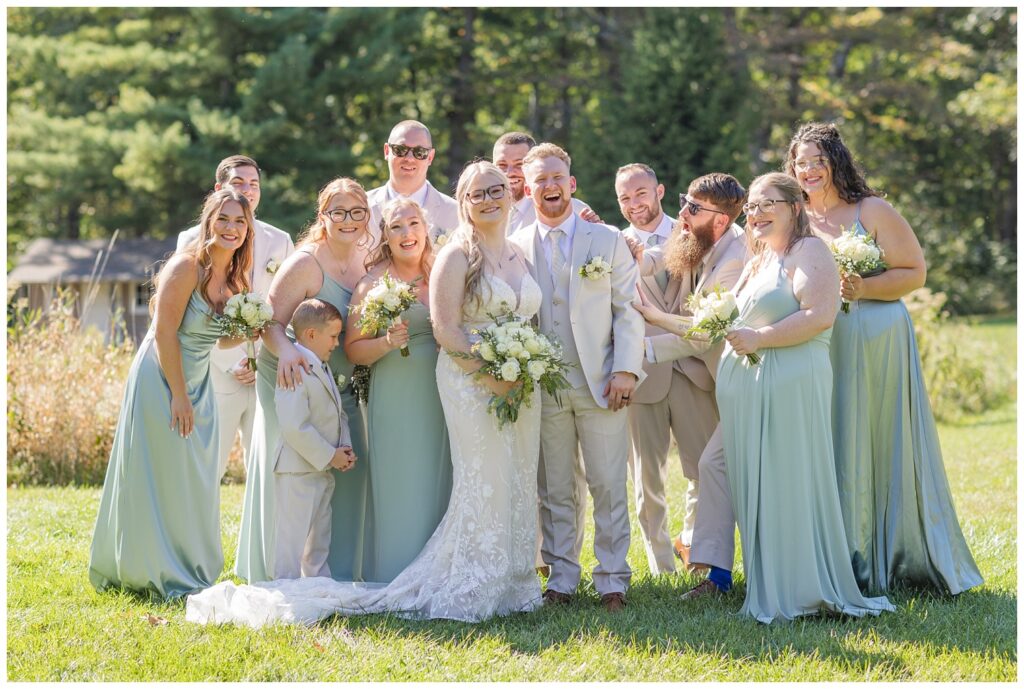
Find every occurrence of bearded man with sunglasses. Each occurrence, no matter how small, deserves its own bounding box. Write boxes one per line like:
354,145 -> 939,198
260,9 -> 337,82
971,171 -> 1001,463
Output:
632,172 -> 749,601
176,154 -> 295,481
367,120 -> 459,245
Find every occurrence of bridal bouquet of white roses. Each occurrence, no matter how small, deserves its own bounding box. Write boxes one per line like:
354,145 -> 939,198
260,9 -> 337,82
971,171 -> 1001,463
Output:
830,228 -> 887,313
686,285 -> 760,365
355,271 -> 419,357
462,312 -> 572,427
215,292 -> 275,372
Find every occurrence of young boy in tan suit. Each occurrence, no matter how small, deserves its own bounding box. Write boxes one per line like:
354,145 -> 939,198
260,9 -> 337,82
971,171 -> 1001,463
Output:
273,299 -> 357,579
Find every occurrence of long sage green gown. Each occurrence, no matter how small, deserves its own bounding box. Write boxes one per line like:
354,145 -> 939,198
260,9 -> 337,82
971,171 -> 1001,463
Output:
363,300 -> 452,583
829,218 -> 983,595
235,252 -> 371,582
89,290 -> 223,598
716,256 -> 894,623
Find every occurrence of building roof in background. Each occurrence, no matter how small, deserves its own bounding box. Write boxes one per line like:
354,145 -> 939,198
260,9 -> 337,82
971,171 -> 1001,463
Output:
8,237 -> 178,284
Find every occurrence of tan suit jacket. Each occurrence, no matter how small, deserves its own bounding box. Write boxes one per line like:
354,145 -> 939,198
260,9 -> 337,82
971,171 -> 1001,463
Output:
273,344 -> 351,474
511,217 -> 646,406
646,223 -> 748,381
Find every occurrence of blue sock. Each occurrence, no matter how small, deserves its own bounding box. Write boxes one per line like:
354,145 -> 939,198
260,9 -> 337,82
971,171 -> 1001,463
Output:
708,566 -> 732,592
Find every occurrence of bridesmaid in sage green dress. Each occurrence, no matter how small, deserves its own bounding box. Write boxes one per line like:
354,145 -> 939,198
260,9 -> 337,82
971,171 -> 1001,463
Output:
716,173 -> 893,623
236,177 -> 373,582
787,122 -> 982,595
90,189 -> 255,598
346,198 -> 452,583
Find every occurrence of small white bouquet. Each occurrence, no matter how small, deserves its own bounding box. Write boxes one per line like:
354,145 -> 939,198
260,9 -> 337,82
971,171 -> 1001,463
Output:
686,285 -> 760,365
830,228 -> 887,313
355,271 -> 420,357
457,311 -> 572,428
579,255 -> 612,280
215,292 -> 274,372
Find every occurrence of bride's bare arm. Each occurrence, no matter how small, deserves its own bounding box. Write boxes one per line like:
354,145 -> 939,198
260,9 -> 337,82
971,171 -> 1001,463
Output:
430,244 -> 516,395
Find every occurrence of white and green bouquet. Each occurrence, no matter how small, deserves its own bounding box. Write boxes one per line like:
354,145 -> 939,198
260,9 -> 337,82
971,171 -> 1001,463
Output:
830,228 -> 887,313
355,271 -> 419,357
216,292 -> 274,372
686,285 -> 760,365
458,311 -> 572,427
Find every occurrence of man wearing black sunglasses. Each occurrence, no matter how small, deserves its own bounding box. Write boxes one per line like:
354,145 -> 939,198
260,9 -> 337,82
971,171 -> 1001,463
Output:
367,120 -> 459,245
634,172 -> 749,602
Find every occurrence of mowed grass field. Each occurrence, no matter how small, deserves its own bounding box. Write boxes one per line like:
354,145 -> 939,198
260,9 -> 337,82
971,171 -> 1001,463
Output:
6,320 -> 1016,681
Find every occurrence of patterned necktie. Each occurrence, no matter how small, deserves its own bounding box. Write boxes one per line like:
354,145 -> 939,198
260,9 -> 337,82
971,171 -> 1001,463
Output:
549,227 -> 566,277
647,234 -> 669,291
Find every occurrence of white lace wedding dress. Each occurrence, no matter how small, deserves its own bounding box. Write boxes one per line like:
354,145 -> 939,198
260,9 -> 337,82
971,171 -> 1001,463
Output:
186,271 -> 544,626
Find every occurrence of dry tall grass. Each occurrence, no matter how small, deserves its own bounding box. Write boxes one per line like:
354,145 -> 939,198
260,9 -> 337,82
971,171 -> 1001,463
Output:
7,292 -> 135,485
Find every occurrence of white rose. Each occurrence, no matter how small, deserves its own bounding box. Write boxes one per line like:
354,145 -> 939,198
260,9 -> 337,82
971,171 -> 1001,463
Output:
265,258 -> 280,274
527,360 -> 547,379
367,284 -> 388,301
240,302 -> 260,326
479,341 -> 496,361
382,293 -> 401,310
524,338 -> 542,355
258,303 -> 273,322
500,359 -> 521,382
711,293 -> 736,321
496,341 -> 509,354
507,341 -> 525,358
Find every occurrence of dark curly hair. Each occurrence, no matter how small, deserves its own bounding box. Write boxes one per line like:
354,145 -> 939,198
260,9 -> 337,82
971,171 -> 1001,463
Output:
784,122 -> 881,204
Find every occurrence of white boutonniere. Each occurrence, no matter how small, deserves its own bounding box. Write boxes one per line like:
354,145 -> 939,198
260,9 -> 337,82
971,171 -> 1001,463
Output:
265,257 -> 280,275
579,255 -> 612,280
434,231 -> 451,248
336,373 -> 347,389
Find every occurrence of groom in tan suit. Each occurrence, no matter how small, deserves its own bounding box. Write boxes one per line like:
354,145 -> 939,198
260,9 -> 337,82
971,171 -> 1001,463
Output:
639,173 -> 748,599
616,164 -> 719,576
510,143 -> 646,612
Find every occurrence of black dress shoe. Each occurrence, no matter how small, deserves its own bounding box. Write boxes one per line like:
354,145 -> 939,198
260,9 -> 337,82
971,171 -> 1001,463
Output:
542,589 -> 572,605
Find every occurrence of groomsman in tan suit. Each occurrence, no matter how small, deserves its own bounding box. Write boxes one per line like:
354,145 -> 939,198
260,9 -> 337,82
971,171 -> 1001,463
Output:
367,120 -> 459,244
616,164 -> 719,575
177,155 -> 294,480
637,173 -> 748,599
510,143 -> 646,612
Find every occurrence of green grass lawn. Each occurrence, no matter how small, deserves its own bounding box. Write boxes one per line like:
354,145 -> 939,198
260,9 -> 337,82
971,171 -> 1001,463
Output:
7,321 -> 1016,681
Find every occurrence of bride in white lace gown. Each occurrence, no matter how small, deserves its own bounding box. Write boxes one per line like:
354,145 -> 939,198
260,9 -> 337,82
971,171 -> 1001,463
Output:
186,162 -> 544,626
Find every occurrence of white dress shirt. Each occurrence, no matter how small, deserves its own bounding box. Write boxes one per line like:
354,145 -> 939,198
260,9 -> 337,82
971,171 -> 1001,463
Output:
383,181 -> 430,207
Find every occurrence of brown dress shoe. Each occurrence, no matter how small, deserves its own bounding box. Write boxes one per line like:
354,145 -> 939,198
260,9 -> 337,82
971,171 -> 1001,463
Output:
542,589 -> 572,605
673,537 -> 709,575
536,565 -> 551,578
680,578 -> 723,601
601,592 -> 626,612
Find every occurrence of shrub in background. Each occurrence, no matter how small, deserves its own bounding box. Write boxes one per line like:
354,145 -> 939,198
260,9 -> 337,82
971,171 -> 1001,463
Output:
8,291 -> 135,485
906,288 -> 1014,421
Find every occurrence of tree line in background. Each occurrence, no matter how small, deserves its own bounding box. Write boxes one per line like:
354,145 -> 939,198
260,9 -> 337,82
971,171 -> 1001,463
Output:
7,7 -> 1016,313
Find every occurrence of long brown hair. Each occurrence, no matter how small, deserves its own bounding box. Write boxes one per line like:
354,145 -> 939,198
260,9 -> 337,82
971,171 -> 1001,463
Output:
784,122 -> 881,204
172,188 -> 255,306
296,176 -> 372,252
366,197 -> 434,282
744,172 -> 814,277
453,161 -> 511,311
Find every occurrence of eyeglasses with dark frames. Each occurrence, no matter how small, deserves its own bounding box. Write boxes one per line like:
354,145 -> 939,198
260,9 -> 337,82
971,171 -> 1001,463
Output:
741,199 -> 789,215
324,207 -> 369,222
467,184 -> 508,205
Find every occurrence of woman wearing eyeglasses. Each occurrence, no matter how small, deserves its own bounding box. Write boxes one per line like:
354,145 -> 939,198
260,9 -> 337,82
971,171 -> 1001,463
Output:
236,177 -> 375,583
345,198 -> 452,583
785,122 -> 982,596
716,172 -> 893,623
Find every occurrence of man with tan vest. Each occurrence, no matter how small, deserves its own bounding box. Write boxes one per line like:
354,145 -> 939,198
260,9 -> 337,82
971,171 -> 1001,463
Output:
633,172 -> 749,599
616,164 -> 719,575
510,143 -> 645,612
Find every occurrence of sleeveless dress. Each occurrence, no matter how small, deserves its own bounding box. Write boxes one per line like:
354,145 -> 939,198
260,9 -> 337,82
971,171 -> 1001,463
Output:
235,251 -> 372,582
186,271 -> 545,625
716,256 -> 894,623
89,290 -> 223,598
363,299 -> 452,583
829,209 -> 983,595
